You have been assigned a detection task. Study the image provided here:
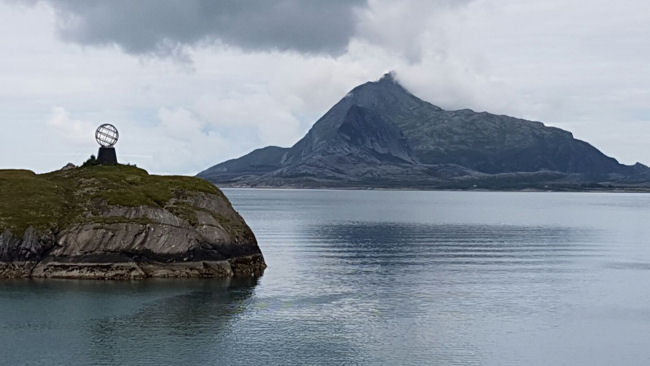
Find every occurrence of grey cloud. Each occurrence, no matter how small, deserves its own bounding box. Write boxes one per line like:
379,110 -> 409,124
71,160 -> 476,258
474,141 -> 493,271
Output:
33,0 -> 367,56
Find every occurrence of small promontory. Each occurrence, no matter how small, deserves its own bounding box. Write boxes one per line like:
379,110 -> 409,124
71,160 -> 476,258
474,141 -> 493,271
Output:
0,165 -> 265,279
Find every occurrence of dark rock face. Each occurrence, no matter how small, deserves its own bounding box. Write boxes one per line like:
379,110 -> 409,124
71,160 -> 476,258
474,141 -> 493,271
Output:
198,73 -> 650,189
0,194 -> 265,279
0,166 -> 266,279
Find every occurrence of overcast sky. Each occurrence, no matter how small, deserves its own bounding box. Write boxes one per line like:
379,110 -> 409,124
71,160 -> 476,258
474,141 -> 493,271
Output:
2,0 -> 650,174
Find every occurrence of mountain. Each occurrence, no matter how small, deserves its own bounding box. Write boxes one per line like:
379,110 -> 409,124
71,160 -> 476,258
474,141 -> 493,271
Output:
198,73 -> 650,190
0,165 -> 265,279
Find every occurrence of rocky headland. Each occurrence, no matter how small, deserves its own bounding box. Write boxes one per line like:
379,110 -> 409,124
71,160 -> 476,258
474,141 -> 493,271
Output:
0,165 -> 265,279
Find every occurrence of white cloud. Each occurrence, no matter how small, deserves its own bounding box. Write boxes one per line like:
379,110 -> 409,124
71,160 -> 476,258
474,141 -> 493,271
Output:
132,107 -> 229,174
1,0 -> 650,174
46,106 -> 95,146
194,92 -> 302,146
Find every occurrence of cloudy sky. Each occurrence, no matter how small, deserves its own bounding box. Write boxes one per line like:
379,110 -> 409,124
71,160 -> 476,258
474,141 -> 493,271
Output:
2,0 -> 650,174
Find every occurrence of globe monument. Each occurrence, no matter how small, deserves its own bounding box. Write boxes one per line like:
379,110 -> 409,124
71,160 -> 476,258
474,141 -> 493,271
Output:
95,123 -> 119,165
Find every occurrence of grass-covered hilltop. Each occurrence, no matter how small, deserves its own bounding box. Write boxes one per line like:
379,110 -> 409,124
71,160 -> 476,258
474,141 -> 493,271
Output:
0,164 -> 265,279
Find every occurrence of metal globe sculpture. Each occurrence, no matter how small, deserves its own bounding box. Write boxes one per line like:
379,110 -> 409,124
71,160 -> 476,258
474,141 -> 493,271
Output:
94,123 -> 119,165
95,123 -> 119,148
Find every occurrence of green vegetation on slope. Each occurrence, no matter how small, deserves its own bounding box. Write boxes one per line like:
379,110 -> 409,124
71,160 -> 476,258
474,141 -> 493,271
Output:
0,164 -> 225,235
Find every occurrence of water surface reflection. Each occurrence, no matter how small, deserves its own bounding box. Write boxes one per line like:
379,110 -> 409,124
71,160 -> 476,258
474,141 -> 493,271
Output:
2,190 -> 650,365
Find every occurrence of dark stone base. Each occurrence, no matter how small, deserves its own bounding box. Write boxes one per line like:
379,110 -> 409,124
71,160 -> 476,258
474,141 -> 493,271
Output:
97,147 -> 118,165
0,254 -> 267,279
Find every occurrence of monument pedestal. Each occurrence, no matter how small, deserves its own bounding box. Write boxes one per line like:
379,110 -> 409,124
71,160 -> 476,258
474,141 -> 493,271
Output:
97,147 -> 118,165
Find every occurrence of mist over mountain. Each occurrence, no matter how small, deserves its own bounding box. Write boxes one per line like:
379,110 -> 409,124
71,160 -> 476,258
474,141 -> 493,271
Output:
198,73 -> 650,190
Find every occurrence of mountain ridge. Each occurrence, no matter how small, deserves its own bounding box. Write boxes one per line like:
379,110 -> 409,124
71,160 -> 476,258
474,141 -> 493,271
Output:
198,73 -> 650,190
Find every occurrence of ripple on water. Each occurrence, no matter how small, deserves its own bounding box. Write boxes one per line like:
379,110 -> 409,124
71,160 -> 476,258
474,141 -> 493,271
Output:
2,189 -> 650,365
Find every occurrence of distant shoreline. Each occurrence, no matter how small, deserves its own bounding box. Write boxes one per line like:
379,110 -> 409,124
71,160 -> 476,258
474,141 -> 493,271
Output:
217,185 -> 650,194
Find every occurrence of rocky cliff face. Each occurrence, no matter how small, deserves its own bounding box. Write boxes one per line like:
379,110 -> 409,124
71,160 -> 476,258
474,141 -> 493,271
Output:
198,73 -> 650,190
0,166 -> 265,279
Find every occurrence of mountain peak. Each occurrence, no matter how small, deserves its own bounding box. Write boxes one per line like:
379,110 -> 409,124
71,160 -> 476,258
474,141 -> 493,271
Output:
350,71 -> 402,94
379,71 -> 397,83
198,75 -> 650,189
344,71 -> 442,112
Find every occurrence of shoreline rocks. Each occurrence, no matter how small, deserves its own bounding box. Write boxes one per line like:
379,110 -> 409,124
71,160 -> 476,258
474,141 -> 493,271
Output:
0,165 -> 266,280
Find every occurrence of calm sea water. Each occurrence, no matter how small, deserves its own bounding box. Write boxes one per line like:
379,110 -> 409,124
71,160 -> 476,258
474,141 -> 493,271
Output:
2,189 -> 650,365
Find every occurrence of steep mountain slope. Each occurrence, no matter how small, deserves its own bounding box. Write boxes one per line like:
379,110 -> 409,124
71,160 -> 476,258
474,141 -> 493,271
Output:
198,73 -> 650,189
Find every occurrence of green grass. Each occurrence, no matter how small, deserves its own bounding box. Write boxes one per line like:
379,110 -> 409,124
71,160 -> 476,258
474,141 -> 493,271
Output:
0,169 -> 68,234
0,165 -> 226,235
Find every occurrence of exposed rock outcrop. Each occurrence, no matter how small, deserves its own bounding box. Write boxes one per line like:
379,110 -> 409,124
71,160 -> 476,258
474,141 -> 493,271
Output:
0,165 -> 265,279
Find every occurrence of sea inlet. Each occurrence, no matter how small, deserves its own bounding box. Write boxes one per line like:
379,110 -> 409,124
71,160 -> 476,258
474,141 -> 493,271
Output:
1,189 -> 649,365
